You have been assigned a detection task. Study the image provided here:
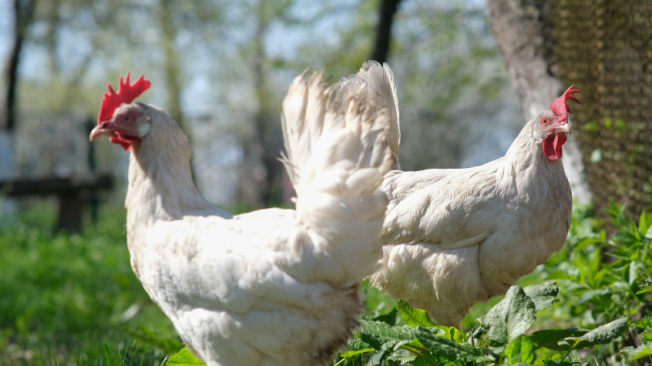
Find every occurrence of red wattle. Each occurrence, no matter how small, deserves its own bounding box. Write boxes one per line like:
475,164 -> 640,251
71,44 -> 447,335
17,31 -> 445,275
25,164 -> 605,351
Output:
542,133 -> 567,161
110,136 -> 132,151
110,132 -> 140,151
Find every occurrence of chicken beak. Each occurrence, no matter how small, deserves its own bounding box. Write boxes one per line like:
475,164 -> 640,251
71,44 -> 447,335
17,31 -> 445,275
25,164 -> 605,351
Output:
89,122 -> 114,141
555,123 -> 571,135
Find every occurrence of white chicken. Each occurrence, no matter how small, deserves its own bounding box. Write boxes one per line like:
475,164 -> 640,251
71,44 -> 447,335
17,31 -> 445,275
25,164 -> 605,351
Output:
349,61 -> 578,326
89,72 -> 392,365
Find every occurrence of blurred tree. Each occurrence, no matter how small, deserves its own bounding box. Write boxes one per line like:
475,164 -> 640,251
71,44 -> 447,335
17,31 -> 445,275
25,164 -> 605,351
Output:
391,2 -> 516,171
370,0 -> 402,63
553,1 -> 652,217
286,1 -> 518,171
485,0 -> 591,203
235,0 -> 294,207
485,0 -> 559,120
3,0 -> 37,132
487,0 -> 652,217
158,0 -> 188,137
4,0 -> 524,211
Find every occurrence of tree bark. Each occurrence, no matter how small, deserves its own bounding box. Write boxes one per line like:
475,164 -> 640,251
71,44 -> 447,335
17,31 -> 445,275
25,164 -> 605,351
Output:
370,0 -> 402,63
159,0 -> 186,135
485,0 -> 591,202
44,0 -> 59,74
3,0 -> 37,132
486,0 -> 559,119
158,0 -> 196,181
236,0 -> 288,208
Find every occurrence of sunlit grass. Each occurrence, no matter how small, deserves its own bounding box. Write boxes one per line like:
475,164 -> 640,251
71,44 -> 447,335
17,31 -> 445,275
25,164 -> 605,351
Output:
0,203 -> 176,365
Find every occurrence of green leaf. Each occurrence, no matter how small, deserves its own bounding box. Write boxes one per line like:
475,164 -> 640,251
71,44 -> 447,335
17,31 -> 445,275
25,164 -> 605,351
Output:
355,320 -> 419,351
530,329 -> 589,351
642,329 -> 652,347
483,286 -> 537,350
562,317 -> 631,348
637,283 -> 652,295
387,352 -> 417,365
371,307 -> 398,326
412,356 -> 438,366
358,333 -> 383,351
340,348 -> 374,358
547,362 -> 574,366
575,237 -> 603,252
634,317 -> 652,329
584,122 -> 597,131
358,319 -> 419,341
347,337 -> 373,351
637,278 -> 652,294
621,345 -> 652,360
396,301 -> 467,343
444,327 -> 466,344
577,289 -> 605,304
639,210 -> 649,235
166,348 -> 205,366
368,350 -> 388,366
523,281 -> 559,311
415,327 -> 494,363
504,335 -> 536,365
397,300 -> 438,327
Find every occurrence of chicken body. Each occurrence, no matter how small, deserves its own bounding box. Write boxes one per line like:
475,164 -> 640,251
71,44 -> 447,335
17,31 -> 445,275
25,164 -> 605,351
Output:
353,61 -> 575,326
91,72 -> 392,365
371,124 -> 571,326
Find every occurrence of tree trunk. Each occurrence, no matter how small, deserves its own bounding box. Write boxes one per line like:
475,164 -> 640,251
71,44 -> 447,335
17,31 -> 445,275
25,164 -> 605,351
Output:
159,0 -> 186,135
158,0 -> 196,180
485,0 -> 591,203
237,0 -> 286,208
3,0 -> 37,132
45,0 -> 59,75
552,0 -> 652,218
370,0 -> 403,63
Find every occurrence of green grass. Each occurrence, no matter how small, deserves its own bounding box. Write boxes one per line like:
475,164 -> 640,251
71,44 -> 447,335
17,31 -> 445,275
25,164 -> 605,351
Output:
0,203 -> 177,365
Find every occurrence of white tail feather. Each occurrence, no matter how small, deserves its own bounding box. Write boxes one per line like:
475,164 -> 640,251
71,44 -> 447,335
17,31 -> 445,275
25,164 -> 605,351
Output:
282,69 -> 392,199
339,61 -> 400,170
280,69 -> 393,285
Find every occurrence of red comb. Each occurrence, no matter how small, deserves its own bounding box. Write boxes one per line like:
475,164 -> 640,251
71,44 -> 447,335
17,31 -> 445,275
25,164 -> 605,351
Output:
97,72 -> 151,124
549,85 -> 581,123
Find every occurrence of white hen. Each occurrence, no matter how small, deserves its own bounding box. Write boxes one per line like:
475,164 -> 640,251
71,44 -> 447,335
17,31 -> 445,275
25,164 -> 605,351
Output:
89,72 -> 392,365
347,61 -> 576,327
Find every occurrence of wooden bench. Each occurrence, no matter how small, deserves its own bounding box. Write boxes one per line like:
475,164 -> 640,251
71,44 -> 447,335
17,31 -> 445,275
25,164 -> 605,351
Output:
0,175 -> 114,233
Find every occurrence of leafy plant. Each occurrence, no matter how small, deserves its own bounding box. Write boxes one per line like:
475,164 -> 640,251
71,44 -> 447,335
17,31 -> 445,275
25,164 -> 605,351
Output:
330,281 -> 635,366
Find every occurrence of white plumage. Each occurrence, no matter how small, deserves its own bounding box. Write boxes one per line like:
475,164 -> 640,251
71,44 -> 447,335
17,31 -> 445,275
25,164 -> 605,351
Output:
353,61 -> 574,326
90,71 -> 392,365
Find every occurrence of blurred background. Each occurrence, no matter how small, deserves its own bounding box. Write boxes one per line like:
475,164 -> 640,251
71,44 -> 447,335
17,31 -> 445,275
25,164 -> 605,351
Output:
0,0 -> 527,218
0,0 -> 651,364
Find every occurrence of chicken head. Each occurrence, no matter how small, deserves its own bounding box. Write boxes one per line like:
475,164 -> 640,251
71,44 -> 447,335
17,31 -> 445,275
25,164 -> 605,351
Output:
534,85 -> 581,161
89,72 -> 151,151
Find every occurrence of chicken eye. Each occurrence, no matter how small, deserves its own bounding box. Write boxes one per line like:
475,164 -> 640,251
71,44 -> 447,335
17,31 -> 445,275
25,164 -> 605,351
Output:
541,118 -> 548,125
123,114 -> 131,121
